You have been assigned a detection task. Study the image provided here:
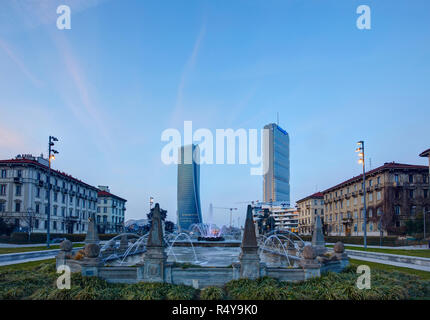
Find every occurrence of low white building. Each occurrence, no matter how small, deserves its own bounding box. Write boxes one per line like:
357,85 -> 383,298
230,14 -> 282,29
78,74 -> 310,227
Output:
252,202 -> 299,233
96,186 -> 127,234
0,154 -> 98,234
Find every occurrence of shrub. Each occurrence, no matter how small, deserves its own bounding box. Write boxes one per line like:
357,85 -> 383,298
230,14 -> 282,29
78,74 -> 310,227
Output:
200,286 -> 224,300
166,285 -> 196,300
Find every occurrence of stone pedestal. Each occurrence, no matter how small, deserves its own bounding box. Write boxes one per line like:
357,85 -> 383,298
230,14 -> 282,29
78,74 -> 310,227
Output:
143,203 -> 167,282
56,239 -> 73,269
119,234 -> 129,252
333,241 -> 349,269
299,245 -> 321,280
81,243 -> 102,276
84,214 -> 100,245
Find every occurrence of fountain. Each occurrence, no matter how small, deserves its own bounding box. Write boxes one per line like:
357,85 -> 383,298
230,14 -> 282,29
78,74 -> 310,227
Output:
57,203 -> 350,288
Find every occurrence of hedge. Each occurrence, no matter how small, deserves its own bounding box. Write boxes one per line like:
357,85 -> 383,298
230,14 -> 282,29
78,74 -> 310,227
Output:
9,232 -> 118,244
299,235 -> 424,246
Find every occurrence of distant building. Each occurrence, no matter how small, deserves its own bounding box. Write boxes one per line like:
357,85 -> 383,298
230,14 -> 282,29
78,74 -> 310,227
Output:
296,192 -> 324,235
177,144 -> 202,232
263,123 -> 290,206
96,186 -> 127,234
0,154 -> 98,234
420,148 -> 430,175
252,202 -> 299,234
322,162 -> 430,236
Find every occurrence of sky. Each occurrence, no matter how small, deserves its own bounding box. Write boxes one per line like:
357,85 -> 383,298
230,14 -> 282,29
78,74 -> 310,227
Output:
0,0 -> 429,227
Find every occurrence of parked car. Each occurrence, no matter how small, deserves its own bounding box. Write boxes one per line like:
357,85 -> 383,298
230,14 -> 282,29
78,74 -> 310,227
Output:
50,237 -> 66,244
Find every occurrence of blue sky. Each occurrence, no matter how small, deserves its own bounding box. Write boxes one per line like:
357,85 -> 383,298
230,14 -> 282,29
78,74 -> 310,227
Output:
0,0 -> 429,227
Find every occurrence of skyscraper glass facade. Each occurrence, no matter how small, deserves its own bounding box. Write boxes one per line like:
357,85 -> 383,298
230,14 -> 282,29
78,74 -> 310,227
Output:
177,144 -> 202,231
263,123 -> 290,205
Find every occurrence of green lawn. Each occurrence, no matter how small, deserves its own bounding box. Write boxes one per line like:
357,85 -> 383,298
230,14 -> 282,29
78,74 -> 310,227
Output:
0,244 -> 83,255
326,245 -> 430,259
349,258 -> 430,280
0,259 -> 55,272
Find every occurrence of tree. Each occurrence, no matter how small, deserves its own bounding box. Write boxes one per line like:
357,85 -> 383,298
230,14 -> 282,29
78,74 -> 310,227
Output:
0,217 -> 14,236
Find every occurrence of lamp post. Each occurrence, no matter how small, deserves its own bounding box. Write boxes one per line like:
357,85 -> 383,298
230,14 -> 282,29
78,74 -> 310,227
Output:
149,197 -> 154,210
46,136 -> 59,248
356,141 -> 367,248
27,207 -> 34,242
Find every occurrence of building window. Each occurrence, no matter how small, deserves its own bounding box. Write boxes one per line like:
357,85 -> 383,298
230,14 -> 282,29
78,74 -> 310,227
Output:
36,204 -> 40,213
15,202 -> 21,212
36,187 -> 40,198
394,174 -> 399,183
377,177 -> 381,184
103,207 -> 107,213
377,208 -> 382,216
369,179 -> 372,187
411,206 -> 416,215
17,170 -> 22,178
44,221 -> 47,229
62,194 -> 65,203
0,184 -> 6,195
54,192 -> 57,202
409,190 -> 414,199
0,202 -> 5,213
62,207 -> 65,216
409,175 -> 413,183
424,189 -> 428,199
1,170 -> 6,178
53,221 -> 57,230
369,193 -> 373,202
15,185 -> 21,196
395,206 -> 401,215
376,191 -> 381,200
53,207 -> 57,216
35,219 -> 39,229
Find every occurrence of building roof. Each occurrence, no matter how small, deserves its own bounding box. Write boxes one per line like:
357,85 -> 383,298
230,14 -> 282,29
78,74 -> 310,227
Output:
0,158 -> 98,191
322,162 -> 429,194
97,190 -> 127,202
296,192 -> 324,203
419,148 -> 430,157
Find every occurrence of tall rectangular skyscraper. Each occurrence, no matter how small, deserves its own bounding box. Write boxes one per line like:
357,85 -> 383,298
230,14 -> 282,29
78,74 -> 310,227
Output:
177,144 -> 202,231
263,123 -> 290,205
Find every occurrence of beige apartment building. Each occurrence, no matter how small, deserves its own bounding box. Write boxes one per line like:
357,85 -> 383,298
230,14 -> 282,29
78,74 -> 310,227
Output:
296,192 -> 324,235
323,162 -> 429,236
96,186 -> 127,234
0,154 -> 99,234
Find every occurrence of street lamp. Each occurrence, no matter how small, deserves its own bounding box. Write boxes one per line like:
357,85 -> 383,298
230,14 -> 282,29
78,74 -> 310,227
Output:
46,136 -> 59,248
149,197 -> 154,210
356,141 -> 367,248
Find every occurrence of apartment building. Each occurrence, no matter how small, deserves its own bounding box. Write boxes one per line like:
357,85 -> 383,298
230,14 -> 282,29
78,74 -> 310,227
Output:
96,186 -> 127,234
0,154 -> 98,234
322,162 -> 429,236
296,192 -> 324,235
252,202 -> 299,234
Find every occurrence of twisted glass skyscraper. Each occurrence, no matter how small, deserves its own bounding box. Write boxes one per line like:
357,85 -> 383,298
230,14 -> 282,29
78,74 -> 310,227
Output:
177,144 -> 202,231
263,123 -> 290,205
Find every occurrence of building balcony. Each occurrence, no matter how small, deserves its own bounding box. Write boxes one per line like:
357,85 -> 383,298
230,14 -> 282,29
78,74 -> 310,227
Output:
14,177 -> 23,184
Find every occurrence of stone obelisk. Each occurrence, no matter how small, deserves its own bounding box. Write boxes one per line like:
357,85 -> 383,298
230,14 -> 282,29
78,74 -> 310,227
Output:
239,205 -> 260,279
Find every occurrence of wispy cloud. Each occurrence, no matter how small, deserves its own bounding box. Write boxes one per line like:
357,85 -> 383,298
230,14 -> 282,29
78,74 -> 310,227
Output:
170,23 -> 206,126
0,38 -> 43,87
50,33 -> 114,152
